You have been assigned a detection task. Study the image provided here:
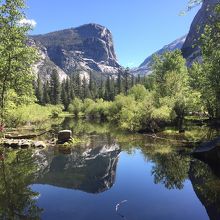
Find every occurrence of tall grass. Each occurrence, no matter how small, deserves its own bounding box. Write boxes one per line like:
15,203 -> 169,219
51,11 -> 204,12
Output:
5,104 -> 63,127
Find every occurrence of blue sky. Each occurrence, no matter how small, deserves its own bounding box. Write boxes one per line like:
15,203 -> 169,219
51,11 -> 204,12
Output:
26,0 -> 200,67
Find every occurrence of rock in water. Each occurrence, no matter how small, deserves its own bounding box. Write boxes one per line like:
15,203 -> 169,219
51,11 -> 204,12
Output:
58,130 -> 72,144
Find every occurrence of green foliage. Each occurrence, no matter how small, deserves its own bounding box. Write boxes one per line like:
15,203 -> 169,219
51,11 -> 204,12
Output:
50,69 -> 61,105
5,103 -> 63,127
35,75 -> 43,104
0,149 -> 43,219
152,50 -> 202,130
128,84 -> 148,101
0,0 -> 38,121
188,4 -> 220,119
68,98 -> 83,117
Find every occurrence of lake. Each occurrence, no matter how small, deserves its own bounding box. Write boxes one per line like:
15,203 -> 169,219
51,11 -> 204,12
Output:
0,118 -> 220,220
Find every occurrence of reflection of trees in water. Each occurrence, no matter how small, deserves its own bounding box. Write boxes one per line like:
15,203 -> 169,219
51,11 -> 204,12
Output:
0,149 -> 42,220
141,145 -> 191,190
151,152 -> 190,189
189,160 -> 220,220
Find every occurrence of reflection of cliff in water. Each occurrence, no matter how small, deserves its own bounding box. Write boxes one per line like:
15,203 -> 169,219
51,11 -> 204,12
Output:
189,160 -> 220,220
34,136 -> 121,193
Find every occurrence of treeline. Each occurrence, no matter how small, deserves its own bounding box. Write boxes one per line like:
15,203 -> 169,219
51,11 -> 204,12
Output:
34,4 -> 220,132
34,68 -> 149,110
67,4 -> 220,132
1,0 -> 220,132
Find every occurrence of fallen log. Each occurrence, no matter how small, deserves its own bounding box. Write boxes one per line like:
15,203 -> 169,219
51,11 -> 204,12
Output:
4,130 -> 51,139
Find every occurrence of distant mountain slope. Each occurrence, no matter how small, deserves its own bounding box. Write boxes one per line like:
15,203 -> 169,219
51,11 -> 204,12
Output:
131,36 -> 186,76
132,0 -> 220,76
32,23 -> 122,76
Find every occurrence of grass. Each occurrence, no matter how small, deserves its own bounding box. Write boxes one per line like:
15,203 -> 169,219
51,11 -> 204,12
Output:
5,104 -> 64,128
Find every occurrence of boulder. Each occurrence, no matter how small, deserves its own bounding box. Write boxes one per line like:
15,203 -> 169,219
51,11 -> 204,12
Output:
193,136 -> 220,173
57,130 -> 72,144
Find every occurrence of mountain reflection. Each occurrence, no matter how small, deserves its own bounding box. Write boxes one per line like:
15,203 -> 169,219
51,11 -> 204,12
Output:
34,137 -> 121,193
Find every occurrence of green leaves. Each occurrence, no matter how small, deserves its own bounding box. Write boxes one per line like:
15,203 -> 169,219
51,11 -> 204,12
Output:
0,0 -> 38,122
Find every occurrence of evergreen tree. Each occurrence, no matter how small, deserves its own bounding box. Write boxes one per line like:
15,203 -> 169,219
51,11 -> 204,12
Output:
124,68 -> 130,96
43,81 -> 50,104
61,80 -> 68,110
50,69 -> 61,105
74,71 -> 81,98
35,75 -> 43,104
82,76 -> 91,100
131,74 -> 135,88
98,74 -> 105,99
137,74 -> 141,84
105,76 -> 114,101
89,71 -> 95,98
117,71 -> 122,95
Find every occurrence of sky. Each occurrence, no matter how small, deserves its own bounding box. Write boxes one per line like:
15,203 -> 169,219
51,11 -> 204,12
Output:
25,0 -> 200,68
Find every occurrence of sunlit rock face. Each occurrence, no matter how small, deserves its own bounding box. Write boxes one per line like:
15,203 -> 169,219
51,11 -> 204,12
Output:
182,0 -> 219,62
34,140 -> 121,193
189,160 -> 220,220
29,39 -> 68,81
31,23 -> 121,77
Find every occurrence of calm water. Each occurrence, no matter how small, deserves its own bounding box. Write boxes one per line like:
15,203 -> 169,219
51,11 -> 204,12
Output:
1,119 -> 220,220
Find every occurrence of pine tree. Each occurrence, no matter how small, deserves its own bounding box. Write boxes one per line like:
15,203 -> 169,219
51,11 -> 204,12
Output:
89,72 -> 93,98
82,76 -> 91,100
43,81 -> 50,104
117,71 -> 122,95
124,68 -> 130,96
50,69 -> 61,105
35,75 -> 43,104
105,76 -> 114,101
131,75 -> 135,88
61,80 -> 68,110
74,71 -> 81,98
98,74 -> 105,99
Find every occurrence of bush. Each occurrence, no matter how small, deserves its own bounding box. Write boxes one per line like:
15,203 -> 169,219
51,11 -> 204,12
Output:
68,98 -> 83,117
5,104 -> 63,127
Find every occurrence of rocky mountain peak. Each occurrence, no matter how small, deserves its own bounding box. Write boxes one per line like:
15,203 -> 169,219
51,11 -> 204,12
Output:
32,23 -> 121,77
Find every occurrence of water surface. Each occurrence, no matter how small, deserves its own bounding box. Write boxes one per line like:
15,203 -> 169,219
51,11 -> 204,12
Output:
1,119 -> 220,220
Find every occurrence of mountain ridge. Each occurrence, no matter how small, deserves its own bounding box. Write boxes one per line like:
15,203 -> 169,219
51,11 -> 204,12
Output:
32,23 -> 122,80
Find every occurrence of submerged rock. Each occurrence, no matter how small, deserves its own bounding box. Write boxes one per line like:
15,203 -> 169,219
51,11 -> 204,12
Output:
57,130 -> 72,144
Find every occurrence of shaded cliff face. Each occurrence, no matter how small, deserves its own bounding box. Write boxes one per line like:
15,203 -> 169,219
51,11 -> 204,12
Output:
34,141 -> 120,194
32,23 -> 121,75
182,0 -> 219,61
